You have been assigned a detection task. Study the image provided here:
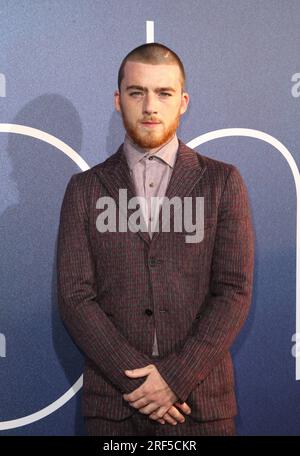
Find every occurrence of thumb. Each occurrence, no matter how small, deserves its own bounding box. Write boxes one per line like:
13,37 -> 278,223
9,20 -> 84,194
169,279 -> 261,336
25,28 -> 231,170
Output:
124,365 -> 153,377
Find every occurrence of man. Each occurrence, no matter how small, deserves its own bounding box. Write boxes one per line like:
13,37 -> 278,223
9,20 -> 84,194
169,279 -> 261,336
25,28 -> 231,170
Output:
57,43 -> 254,436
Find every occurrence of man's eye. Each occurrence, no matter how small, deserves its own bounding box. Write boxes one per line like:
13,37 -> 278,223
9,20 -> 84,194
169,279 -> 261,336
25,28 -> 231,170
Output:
129,92 -> 143,96
160,92 -> 172,97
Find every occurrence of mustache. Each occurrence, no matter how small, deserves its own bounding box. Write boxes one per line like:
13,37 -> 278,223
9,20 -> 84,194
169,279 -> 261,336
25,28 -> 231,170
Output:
140,117 -> 162,123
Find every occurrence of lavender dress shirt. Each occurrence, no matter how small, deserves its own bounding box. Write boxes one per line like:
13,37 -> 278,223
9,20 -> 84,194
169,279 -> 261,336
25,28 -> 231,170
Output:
123,133 -> 179,356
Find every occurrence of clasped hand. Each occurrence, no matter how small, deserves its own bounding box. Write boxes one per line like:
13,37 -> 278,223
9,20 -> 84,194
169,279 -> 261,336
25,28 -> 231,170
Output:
123,364 -> 191,425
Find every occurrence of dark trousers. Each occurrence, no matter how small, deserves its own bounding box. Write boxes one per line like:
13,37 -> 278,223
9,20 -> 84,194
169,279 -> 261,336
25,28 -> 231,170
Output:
84,412 -> 236,436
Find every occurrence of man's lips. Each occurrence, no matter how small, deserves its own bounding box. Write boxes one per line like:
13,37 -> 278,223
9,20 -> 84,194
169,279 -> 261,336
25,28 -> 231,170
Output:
141,121 -> 161,123
140,121 -> 161,127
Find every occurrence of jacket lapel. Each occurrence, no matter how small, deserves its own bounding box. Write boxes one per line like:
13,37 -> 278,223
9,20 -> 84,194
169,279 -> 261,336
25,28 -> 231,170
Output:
93,139 -> 207,245
93,144 -> 151,245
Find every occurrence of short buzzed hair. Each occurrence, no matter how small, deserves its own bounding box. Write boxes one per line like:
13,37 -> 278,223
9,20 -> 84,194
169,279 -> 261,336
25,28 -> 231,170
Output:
118,42 -> 186,92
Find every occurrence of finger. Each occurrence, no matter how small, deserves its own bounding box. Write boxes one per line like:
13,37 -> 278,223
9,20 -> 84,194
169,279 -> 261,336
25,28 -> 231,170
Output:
165,405 -> 185,423
138,402 -> 160,415
174,401 -> 191,415
150,412 -> 176,426
161,411 -> 178,426
149,405 -> 166,419
149,415 -> 166,425
123,387 -> 145,402
147,409 -> 166,424
128,397 -> 150,409
149,406 -> 171,421
124,365 -> 154,378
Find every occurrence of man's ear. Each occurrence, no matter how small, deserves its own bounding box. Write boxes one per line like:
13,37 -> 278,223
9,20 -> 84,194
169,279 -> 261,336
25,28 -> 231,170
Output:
114,90 -> 121,112
180,91 -> 189,115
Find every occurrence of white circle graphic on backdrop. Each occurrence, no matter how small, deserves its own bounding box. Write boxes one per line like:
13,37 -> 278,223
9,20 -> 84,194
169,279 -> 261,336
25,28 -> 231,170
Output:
0,124 -> 88,431
0,124 -> 299,430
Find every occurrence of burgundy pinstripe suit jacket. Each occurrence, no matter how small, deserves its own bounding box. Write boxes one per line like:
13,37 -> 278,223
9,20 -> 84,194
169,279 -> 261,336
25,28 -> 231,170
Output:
57,139 -> 254,422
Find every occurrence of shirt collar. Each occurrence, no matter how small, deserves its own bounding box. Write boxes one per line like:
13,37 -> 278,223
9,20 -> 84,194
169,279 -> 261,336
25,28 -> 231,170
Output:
123,133 -> 179,171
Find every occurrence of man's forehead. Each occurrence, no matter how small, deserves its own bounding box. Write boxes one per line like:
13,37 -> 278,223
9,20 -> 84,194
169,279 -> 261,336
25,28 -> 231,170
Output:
122,61 -> 181,86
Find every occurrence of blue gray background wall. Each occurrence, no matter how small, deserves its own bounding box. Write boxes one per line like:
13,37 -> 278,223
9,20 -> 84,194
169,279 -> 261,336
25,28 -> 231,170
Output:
0,0 -> 299,435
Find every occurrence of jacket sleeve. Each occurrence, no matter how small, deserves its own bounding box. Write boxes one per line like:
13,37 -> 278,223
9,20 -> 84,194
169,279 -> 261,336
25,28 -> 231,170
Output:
156,165 -> 255,403
57,174 -> 154,394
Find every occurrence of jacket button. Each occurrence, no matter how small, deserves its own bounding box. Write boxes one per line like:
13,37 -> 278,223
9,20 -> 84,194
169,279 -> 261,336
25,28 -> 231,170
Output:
149,257 -> 157,267
145,309 -> 153,316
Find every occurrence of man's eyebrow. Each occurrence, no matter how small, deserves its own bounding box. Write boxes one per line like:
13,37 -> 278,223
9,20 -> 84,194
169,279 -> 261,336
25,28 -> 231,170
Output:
155,87 -> 176,93
125,85 -> 176,92
126,85 -> 145,91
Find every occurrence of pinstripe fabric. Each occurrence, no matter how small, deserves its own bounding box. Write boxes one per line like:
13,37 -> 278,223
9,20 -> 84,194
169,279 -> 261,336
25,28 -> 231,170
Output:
84,414 -> 236,436
57,139 -> 254,425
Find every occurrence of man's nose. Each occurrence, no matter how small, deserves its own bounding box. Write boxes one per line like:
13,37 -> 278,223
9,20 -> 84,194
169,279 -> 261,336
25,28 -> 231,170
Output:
142,93 -> 158,115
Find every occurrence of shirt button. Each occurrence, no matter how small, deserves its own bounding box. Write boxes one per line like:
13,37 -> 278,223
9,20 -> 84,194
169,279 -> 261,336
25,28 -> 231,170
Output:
148,156 -> 154,160
145,309 -> 153,316
149,182 -> 154,187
